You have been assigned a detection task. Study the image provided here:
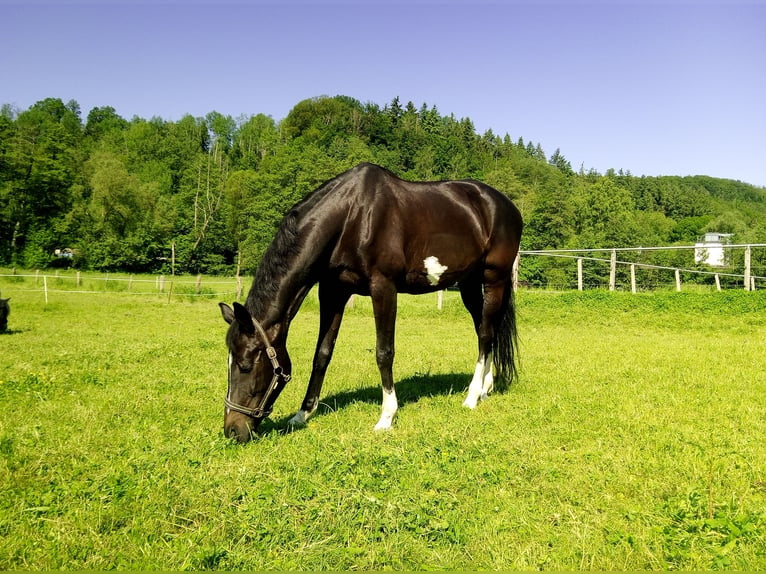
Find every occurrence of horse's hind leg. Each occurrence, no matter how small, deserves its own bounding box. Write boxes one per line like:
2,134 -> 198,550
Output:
460,277 -> 490,408
460,275 -> 504,409
370,276 -> 398,430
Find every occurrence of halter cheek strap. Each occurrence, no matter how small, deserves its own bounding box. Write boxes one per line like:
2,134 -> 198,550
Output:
225,319 -> 292,420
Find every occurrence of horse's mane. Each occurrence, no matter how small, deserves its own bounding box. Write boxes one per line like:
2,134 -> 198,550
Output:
244,170 -> 348,318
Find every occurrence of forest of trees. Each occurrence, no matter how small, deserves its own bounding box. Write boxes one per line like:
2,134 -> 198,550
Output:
1,95 -> 765,287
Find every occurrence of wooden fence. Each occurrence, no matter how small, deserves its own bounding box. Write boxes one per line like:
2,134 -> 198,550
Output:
519,243 -> 766,292
0,269 -> 244,303
1,243 -> 764,305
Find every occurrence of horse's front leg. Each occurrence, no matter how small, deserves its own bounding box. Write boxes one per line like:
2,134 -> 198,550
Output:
370,277 -> 398,431
288,285 -> 350,427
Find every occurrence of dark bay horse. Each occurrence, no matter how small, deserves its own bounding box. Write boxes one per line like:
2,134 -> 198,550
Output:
219,163 -> 523,442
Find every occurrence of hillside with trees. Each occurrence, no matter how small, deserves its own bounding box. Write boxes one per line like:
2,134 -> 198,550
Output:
1,95 -> 765,286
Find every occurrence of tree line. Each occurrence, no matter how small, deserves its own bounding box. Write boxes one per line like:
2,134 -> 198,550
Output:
1,95 -> 764,286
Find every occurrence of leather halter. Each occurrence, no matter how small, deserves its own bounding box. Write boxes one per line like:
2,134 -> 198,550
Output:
225,317 -> 291,420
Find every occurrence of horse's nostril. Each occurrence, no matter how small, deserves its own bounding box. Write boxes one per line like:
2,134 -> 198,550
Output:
225,418 -> 254,443
226,427 -> 243,442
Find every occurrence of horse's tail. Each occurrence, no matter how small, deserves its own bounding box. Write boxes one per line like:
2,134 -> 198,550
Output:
493,283 -> 519,391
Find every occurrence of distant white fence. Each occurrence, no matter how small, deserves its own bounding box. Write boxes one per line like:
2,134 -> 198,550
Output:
0,270 -> 245,303
1,243 -> 764,305
519,243 -> 766,292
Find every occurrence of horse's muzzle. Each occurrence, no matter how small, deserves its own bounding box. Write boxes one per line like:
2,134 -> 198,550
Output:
224,412 -> 260,443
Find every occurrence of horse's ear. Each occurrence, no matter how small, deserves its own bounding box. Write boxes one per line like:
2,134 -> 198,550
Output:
219,302 -> 235,325
232,302 -> 255,335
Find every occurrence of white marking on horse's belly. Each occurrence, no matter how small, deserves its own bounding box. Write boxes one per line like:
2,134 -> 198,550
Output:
423,256 -> 448,286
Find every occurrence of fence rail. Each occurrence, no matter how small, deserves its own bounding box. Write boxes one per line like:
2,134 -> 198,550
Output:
519,243 -> 765,292
1,242 -> 764,304
0,270 -> 245,303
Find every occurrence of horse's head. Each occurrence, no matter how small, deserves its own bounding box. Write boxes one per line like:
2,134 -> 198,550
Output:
219,302 -> 291,443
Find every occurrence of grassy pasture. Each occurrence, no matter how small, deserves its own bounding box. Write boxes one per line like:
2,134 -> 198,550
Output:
1,273 -> 765,570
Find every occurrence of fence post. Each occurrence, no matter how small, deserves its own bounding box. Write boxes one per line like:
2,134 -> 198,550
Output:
437,290 -> 444,310
159,275 -> 165,293
577,258 -> 583,291
675,269 -> 681,292
512,252 -> 520,292
609,250 -> 616,291
43,275 -> 48,304
715,274 -> 721,292
744,245 -> 751,291
76,271 -> 81,287
630,264 -> 637,294
236,276 -> 243,300
196,274 -> 202,294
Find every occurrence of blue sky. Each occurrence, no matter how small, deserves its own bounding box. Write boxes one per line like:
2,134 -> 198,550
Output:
3,1 -> 765,186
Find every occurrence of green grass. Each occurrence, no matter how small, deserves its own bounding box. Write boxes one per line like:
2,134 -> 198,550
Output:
1,275 -> 765,569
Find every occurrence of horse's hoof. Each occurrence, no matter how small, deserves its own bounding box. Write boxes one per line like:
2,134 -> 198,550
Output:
373,419 -> 394,431
287,411 -> 309,427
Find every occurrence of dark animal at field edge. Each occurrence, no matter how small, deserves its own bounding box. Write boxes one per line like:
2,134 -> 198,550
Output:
0,294 -> 9,333
219,163 -> 523,443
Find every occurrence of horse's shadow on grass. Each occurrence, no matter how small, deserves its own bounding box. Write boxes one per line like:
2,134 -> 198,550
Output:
259,372 -> 472,437
0,329 -> 23,335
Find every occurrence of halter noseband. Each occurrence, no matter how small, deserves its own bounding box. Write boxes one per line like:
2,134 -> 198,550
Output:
225,317 -> 291,420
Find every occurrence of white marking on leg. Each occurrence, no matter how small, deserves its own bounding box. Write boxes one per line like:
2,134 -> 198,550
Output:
287,409 -> 312,427
423,256 -> 448,286
463,356 -> 487,409
481,351 -> 494,400
374,387 -> 398,430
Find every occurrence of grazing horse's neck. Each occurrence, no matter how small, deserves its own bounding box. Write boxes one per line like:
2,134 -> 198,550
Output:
245,267 -> 313,344
244,207 -> 328,342
243,168 -> 353,340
